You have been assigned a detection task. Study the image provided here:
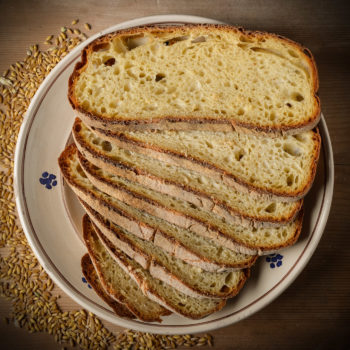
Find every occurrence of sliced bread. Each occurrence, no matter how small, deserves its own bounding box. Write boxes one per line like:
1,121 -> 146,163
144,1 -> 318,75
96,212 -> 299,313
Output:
83,215 -> 228,319
69,24 -> 320,135
59,144 -> 257,270
82,215 -> 171,322
85,204 -> 250,299
82,200 -> 257,272
93,126 -> 321,200
58,144 -> 303,256
81,253 -> 135,318
73,119 -> 303,227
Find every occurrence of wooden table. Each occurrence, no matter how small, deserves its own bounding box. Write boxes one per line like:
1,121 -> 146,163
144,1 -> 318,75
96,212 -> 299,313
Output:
1,0 -> 349,349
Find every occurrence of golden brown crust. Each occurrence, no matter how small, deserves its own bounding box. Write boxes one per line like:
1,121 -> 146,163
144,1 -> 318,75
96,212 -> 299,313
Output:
94,123 -> 321,200
81,253 -> 135,318
82,215 -> 170,322
73,118 -> 303,224
68,24 -> 320,135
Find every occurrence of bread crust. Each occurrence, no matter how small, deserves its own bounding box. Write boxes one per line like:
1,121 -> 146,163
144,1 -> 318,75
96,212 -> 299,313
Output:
82,200 -> 257,272
68,24 -> 320,135
81,253 -> 135,318
82,215 -> 171,322
73,118 -> 304,226
93,124 -> 321,201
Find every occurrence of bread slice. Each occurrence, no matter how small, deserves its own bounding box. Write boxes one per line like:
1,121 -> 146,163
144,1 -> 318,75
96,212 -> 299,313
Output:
68,24 -> 320,135
81,253 -> 135,318
83,215 -> 228,319
60,144 -> 257,270
82,200 -> 257,272
92,217 -> 249,299
73,119 -> 302,227
58,144 -> 303,255
84,203 -> 250,299
82,215 -> 171,322
93,126 -> 321,200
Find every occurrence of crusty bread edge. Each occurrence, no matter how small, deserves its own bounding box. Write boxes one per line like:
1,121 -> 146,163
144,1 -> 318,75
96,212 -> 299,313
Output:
68,24 -> 320,136
81,253 -> 135,318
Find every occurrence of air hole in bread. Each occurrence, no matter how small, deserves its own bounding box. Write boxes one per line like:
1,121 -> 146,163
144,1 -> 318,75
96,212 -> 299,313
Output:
155,73 -> 165,82
237,108 -> 245,116
270,112 -> 276,121
291,92 -> 304,102
265,203 -> 276,213
76,164 -> 87,178
283,143 -> 300,156
237,43 -> 248,49
286,103 -> 292,108
101,140 -> 112,152
292,134 -> 306,142
288,49 -> 298,58
225,272 -> 233,284
164,36 -> 189,46
92,139 -> 99,145
264,232 -> 271,237
103,57 -> 115,66
192,36 -> 206,43
210,282 -> 216,288
74,123 -> 81,133
220,285 -> 230,293
123,35 -> 148,50
234,150 -> 245,161
239,35 -> 254,43
287,174 -> 294,186
205,141 -> 213,149
92,43 -> 110,52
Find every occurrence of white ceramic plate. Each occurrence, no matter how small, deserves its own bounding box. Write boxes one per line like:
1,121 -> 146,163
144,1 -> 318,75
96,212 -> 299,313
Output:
14,15 -> 334,334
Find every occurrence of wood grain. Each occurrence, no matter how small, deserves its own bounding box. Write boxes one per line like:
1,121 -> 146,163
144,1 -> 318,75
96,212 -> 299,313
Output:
1,0 -> 350,349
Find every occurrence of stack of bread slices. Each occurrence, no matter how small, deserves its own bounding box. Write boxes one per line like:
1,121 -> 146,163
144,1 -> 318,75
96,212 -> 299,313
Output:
59,24 -> 321,322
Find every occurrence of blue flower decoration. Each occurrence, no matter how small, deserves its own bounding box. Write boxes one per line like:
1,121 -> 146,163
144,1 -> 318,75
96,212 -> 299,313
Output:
82,277 -> 92,289
266,253 -> 283,268
39,172 -> 57,189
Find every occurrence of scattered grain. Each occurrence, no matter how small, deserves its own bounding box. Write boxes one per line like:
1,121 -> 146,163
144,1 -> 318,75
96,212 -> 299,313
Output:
84,23 -> 91,30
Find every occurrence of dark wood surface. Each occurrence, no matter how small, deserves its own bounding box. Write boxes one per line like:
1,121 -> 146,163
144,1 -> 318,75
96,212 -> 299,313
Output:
0,0 -> 349,349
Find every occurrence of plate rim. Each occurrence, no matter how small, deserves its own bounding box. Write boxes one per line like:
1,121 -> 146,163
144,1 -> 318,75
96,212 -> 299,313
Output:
14,14 -> 334,335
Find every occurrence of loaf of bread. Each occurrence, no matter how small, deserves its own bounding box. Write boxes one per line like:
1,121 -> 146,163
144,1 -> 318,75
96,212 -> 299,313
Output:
69,24 -> 320,135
